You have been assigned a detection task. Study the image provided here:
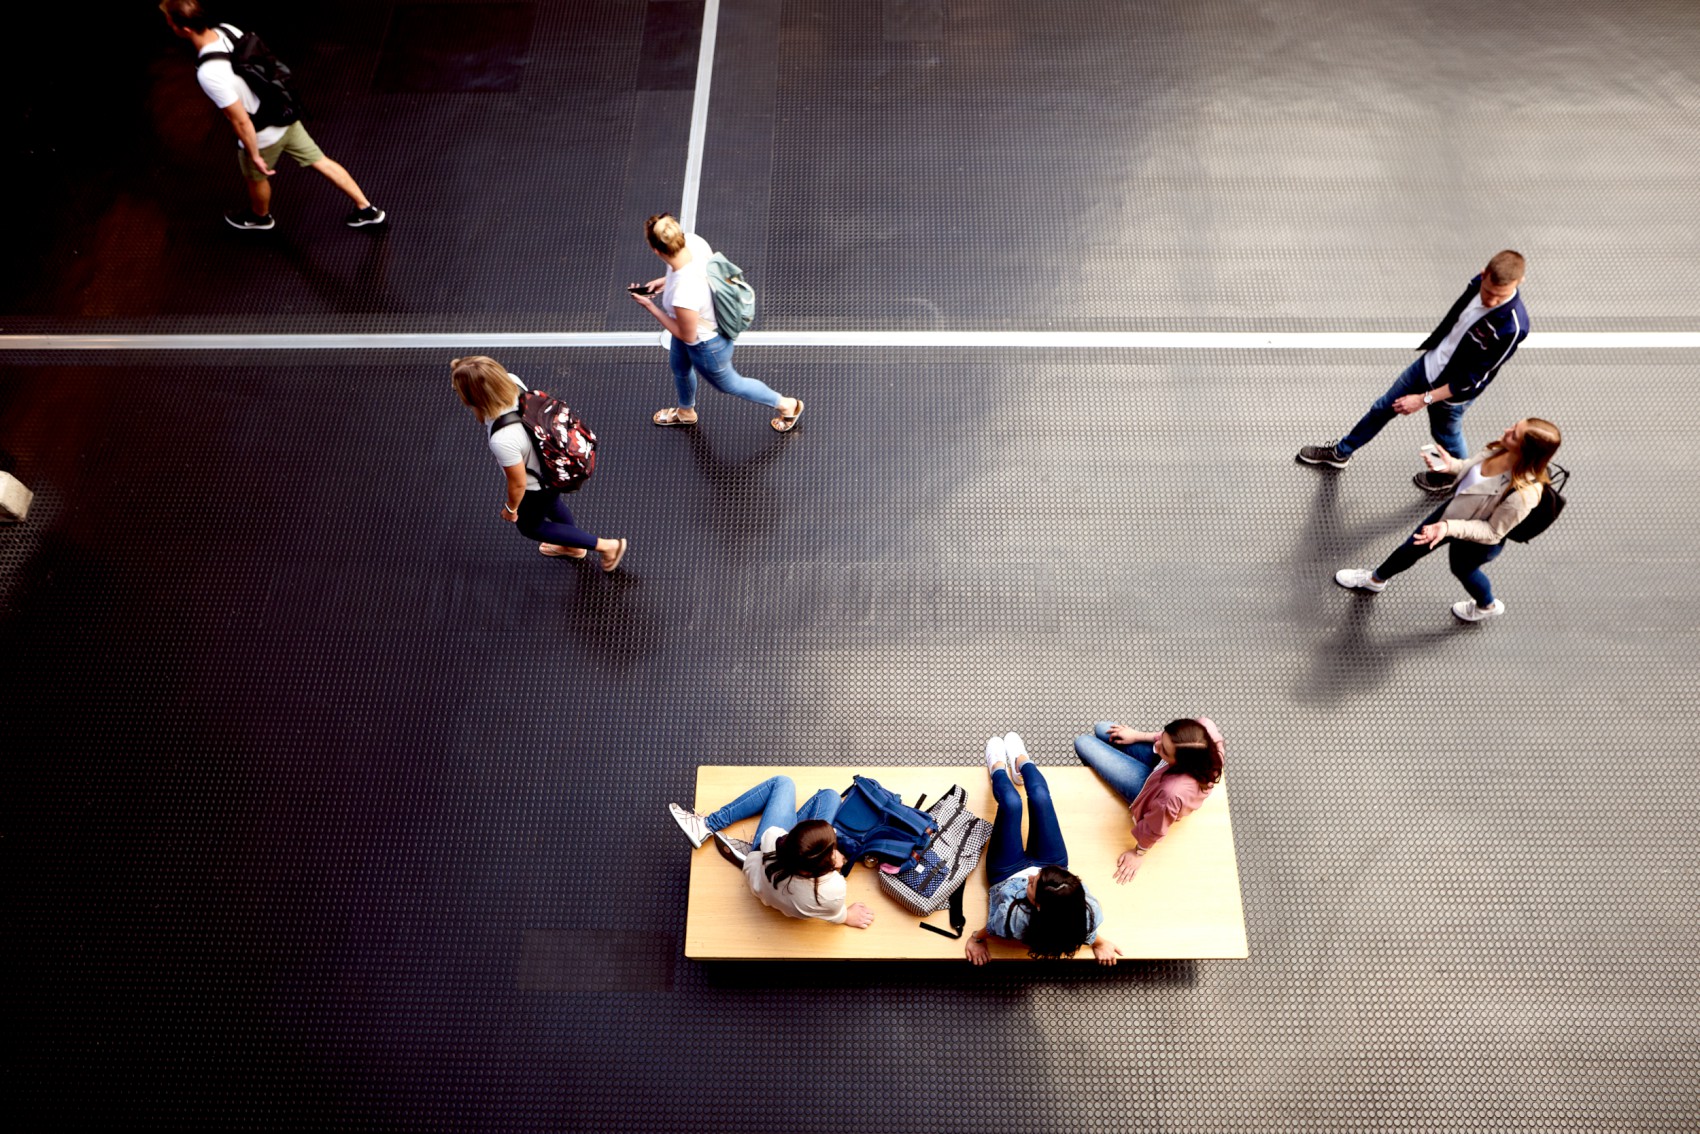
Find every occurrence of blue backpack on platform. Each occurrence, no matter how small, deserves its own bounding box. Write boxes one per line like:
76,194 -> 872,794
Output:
832,776 -> 938,865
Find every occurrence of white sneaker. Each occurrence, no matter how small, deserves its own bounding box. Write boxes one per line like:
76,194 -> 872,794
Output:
1003,731 -> 1030,782
1452,599 -> 1505,622
1334,568 -> 1387,593
984,735 -> 1008,777
669,803 -> 711,848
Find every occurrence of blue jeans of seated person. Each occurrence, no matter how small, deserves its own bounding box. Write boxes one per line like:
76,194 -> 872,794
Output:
669,334 -> 783,410
701,775 -> 841,840
1074,722 -> 1161,804
1373,500 -> 1505,606
985,764 -> 1069,885
1336,356 -> 1473,460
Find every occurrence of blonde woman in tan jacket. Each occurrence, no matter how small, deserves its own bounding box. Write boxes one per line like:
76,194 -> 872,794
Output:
1334,418 -> 1562,622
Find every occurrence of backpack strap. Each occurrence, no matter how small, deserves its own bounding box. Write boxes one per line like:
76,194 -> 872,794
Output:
488,410 -> 523,435
195,51 -> 232,67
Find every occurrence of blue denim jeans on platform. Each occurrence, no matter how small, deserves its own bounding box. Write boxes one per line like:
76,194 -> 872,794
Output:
1336,356 -> 1473,459
669,334 -> 783,410
701,775 -> 841,840
1373,501 -> 1505,606
1074,722 -> 1161,804
985,764 -> 1070,884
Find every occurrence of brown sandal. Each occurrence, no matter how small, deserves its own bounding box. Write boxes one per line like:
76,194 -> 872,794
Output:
600,538 -> 629,573
653,407 -> 698,427
540,544 -> 587,559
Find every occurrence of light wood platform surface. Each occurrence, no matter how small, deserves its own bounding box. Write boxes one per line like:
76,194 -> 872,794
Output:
684,765 -> 1248,961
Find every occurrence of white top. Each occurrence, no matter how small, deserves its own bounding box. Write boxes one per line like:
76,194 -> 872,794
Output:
197,27 -> 288,150
1423,290 -> 1514,385
661,233 -> 719,344
485,374 -> 541,491
742,827 -> 849,923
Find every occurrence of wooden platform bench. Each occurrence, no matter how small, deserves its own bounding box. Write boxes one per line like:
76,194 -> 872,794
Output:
684,765 -> 1248,961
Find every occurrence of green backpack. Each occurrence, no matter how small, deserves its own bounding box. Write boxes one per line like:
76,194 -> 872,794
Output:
705,253 -> 756,340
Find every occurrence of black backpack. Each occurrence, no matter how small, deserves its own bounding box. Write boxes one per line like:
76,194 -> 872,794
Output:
1505,463 -> 1569,544
490,390 -> 598,493
196,25 -> 305,130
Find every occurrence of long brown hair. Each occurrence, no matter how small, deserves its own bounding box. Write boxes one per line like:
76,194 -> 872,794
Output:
1163,719 -> 1224,786
1489,418 -> 1562,489
450,356 -> 521,423
762,820 -> 839,898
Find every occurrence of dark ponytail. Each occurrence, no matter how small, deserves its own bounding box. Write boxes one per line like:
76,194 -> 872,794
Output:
1019,866 -> 1094,959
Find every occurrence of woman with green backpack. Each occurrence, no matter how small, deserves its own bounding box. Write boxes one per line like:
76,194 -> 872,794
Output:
629,213 -> 805,433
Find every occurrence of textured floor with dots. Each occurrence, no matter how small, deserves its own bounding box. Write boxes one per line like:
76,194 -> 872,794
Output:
6,0 -> 1700,1131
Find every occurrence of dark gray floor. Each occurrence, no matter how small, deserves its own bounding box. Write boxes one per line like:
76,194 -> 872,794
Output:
5,0 -> 1700,1130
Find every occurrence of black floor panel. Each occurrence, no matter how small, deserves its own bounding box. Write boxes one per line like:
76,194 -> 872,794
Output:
4,347 -> 1698,1129
6,0 -> 1700,1128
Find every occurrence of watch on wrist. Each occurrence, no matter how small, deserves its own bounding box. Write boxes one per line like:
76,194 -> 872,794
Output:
1422,391 -> 1434,405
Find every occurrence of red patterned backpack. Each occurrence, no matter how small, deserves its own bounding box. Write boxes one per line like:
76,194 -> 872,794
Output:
490,391 -> 598,492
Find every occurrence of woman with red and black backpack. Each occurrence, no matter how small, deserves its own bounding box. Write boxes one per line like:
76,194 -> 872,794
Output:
451,356 -> 629,571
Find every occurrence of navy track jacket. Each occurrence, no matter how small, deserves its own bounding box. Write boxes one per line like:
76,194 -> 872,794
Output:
1417,275 -> 1530,402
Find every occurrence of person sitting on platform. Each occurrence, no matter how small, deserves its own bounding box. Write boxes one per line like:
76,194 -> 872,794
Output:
966,733 -> 1123,966
1073,717 -> 1226,883
669,776 -> 875,929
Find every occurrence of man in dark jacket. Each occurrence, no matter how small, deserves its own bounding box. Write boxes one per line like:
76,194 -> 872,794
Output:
1299,251 -> 1529,493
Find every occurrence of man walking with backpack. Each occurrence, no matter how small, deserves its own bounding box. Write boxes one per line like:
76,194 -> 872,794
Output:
160,0 -> 386,231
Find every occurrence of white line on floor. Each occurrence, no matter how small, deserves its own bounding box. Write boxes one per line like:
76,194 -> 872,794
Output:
676,0 -> 721,233
2,331 -> 1696,351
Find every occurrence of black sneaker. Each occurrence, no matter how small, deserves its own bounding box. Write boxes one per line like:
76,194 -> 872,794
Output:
1413,470 -> 1459,496
344,205 -> 387,227
1296,443 -> 1350,469
224,209 -> 275,230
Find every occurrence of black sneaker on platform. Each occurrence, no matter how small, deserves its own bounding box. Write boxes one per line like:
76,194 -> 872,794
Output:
344,205 -> 387,227
1413,470 -> 1459,495
224,209 -> 275,230
1296,443 -> 1350,469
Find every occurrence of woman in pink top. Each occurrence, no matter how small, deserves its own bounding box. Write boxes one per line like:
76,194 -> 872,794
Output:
1073,718 -> 1225,883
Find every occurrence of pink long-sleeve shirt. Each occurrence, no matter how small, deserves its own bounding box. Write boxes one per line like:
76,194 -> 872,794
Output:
1128,716 -> 1224,848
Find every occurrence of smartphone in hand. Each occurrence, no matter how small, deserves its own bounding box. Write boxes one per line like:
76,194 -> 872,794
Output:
626,283 -> 656,296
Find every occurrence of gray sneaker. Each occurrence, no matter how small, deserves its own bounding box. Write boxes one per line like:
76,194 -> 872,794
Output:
1413,470 -> 1458,496
1297,443 -> 1350,469
712,832 -> 751,865
1452,599 -> 1505,622
668,803 -> 710,848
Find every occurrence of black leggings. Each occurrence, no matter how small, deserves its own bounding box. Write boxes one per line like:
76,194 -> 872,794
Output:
515,490 -> 597,550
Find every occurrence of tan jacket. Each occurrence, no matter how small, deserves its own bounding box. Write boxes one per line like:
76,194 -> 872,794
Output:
1434,448 -> 1541,544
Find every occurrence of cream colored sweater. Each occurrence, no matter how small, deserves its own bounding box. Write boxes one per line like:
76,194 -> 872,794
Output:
1434,448 -> 1542,544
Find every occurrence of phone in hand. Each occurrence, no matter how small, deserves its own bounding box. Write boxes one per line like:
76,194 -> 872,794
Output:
1420,443 -> 1447,471
626,283 -> 657,296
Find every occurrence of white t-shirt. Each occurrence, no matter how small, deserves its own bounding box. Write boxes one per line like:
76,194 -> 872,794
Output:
661,233 -> 719,344
486,375 -> 541,491
742,827 -> 849,923
196,27 -> 288,151
1424,291 -> 1513,385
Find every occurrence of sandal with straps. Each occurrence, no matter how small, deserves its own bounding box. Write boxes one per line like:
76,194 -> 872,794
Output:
653,407 -> 698,427
770,398 -> 805,433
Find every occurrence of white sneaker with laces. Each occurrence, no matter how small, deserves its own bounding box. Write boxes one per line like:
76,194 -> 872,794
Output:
1452,599 -> 1506,622
1003,731 -> 1030,782
1334,568 -> 1387,593
984,735 -> 1007,778
669,803 -> 710,848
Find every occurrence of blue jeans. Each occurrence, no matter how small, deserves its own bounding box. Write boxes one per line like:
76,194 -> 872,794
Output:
515,489 -> 596,550
1336,356 -> 1473,459
702,775 -> 841,839
985,764 -> 1069,883
1074,723 -> 1160,804
1373,501 -> 1505,606
669,334 -> 782,410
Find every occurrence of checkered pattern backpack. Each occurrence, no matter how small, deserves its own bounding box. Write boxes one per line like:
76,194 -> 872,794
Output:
490,391 -> 597,492
877,784 -> 993,935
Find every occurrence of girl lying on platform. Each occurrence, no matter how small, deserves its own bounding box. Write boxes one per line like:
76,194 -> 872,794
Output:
669,776 -> 876,929
966,734 -> 1123,966
1074,717 -> 1226,883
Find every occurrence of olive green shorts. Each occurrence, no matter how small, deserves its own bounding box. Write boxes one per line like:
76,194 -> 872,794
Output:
238,122 -> 326,182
